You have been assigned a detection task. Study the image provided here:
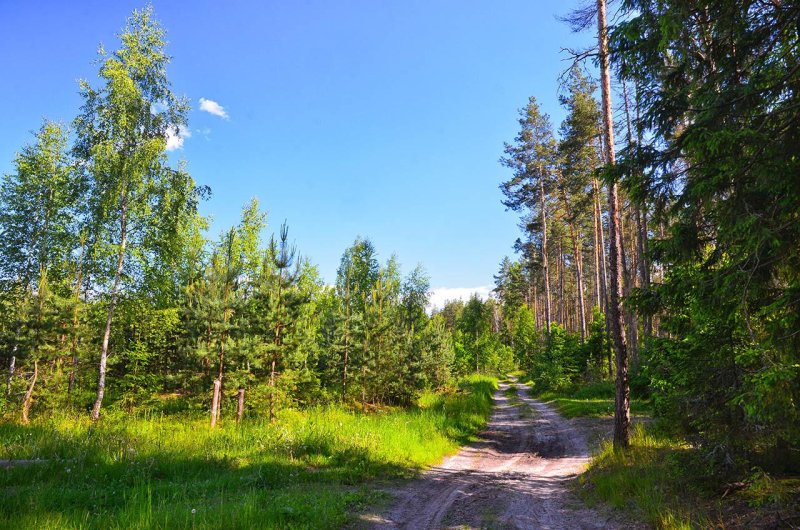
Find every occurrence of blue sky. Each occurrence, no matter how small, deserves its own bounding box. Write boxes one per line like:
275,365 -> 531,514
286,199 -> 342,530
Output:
0,0 -> 592,306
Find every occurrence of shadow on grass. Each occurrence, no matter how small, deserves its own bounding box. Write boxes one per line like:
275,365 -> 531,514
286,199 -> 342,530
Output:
0,427 -> 408,529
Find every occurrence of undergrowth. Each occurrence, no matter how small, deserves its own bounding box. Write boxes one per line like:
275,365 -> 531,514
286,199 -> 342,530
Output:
582,424 -> 800,529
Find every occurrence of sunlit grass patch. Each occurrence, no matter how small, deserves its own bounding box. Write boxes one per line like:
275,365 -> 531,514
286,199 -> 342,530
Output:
0,375 -> 497,529
535,394 -> 650,418
530,382 -> 650,418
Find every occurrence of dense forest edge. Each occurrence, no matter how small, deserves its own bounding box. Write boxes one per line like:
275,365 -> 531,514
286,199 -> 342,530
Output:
2,2 -> 800,529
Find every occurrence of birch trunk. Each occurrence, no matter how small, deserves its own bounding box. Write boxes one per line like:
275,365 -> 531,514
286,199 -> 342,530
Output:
91,196 -> 128,421
21,360 -> 38,424
7,352 -> 15,396
237,388 -> 245,423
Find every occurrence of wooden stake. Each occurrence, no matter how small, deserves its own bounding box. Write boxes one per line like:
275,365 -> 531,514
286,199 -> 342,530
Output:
210,378 -> 221,428
237,388 -> 245,423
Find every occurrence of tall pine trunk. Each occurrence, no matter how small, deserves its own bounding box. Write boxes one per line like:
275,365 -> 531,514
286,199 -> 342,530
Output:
237,388 -> 245,423
620,80 -> 640,366
635,208 -> 652,339
592,188 -> 603,311
539,178 -> 552,334
597,0 -> 630,449
562,192 -> 588,340
625,78 -> 653,343
593,176 -> 609,313
620,212 -> 639,366
558,239 -> 565,327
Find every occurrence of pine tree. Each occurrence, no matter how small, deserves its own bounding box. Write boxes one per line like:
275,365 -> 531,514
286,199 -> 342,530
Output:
595,0 -> 631,449
500,98 -> 558,335
557,66 -> 602,342
264,222 -> 299,421
612,0 -> 800,461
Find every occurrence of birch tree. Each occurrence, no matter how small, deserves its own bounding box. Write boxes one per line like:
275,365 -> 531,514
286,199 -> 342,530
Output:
74,6 -> 198,420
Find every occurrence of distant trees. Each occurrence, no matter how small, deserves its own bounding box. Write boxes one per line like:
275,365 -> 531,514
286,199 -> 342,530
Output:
499,76 -> 610,348
500,98 -> 557,335
0,6 -> 464,426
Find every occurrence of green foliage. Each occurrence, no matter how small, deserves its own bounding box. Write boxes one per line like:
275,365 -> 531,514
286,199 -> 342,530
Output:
612,0 -> 800,470
524,323 -> 577,392
0,7 -> 470,428
109,304 -> 182,410
0,120 -> 79,291
510,304 -> 539,372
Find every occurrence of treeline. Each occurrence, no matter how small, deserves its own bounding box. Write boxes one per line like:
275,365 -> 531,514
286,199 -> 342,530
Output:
496,0 -> 800,473
0,7 -> 509,425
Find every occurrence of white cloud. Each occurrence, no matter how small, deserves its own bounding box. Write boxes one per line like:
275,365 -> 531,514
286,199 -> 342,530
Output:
199,98 -> 228,119
165,125 -> 191,151
428,286 -> 493,312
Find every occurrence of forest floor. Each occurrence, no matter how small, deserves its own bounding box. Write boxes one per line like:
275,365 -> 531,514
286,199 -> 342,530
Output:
356,378 -> 642,529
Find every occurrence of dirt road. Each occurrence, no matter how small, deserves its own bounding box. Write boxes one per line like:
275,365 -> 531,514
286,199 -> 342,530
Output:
364,379 -> 625,529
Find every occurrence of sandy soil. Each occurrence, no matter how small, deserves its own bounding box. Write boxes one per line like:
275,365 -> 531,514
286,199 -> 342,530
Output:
359,379 -> 635,530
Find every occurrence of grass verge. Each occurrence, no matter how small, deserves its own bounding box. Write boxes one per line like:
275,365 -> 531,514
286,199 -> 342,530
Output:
0,374 -> 497,529
580,424 -> 702,529
581,424 -> 800,529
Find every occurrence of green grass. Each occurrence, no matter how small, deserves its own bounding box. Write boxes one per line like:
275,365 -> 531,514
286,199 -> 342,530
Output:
502,382 -> 535,419
580,424 -> 703,529
531,381 -> 650,418
502,383 -> 518,398
0,375 -> 497,529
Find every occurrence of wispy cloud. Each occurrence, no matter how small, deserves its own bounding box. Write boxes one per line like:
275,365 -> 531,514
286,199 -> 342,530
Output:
428,286 -> 492,311
195,127 -> 212,141
165,125 -> 191,151
199,97 -> 228,119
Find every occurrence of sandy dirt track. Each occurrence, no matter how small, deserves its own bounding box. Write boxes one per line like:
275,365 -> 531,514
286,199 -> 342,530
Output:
361,379 -> 629,529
